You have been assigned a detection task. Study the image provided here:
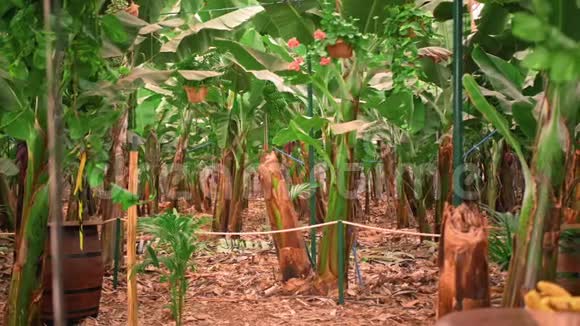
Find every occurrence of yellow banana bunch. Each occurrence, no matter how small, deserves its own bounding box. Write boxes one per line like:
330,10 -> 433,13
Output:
524,281 -> 580,312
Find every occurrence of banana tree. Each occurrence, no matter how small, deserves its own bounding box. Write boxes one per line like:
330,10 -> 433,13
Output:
0,0 -> 125,320
464,8 -> 579,307
462,0 -> 580,306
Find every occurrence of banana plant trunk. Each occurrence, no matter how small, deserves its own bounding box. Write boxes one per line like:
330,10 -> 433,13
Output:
189,173 -> 203,213
258,151 -> 311,280
227,145 -> 246,233
5,134 -> 49,324
302,143 -> 326,223
0,174 -> 15,230
403,167 -> 432,239
370,167 -> 379,202
364,171 -> 370,215
145,131 -> 161,214
435,134 -> 453,235
167,109 -> 194,209
503,83 -> 578,306
485,140 -> 503,211
381,143 -> 396,198
212,150 -> 234,232
317,92 -> 360,287
395,161 -> 410,228
317,132 -> 355,286
498,146 -> 517,213
101,112 -> 128,268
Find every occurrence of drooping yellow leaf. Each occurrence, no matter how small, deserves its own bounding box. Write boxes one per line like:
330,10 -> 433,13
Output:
74,152 -> 87,195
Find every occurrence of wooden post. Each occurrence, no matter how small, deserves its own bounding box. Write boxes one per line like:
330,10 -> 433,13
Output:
437,204 -> 490,319
127,145 -> 139,325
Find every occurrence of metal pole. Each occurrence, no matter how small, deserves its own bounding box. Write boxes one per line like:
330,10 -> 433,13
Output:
44,0 -> 65,324
452,0 -> 464,207
337,220 -> 345,305
113,216 -> 121,289
307,56 -> 317,266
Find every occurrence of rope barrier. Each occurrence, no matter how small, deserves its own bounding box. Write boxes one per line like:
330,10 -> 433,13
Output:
195,220 -> 441,238
102,217 -> 127,225
342,221 -> 441,238
196,220 -> 338,236
0,220 -> 444,238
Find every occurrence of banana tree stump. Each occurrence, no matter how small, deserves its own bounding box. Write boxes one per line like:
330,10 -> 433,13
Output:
435,308 -> 580,326
437,204 -> 490,319
258,151 -> 311,281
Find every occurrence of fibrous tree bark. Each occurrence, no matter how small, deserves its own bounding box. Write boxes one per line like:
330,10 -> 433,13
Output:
258,151 -> 311,280
213,151 -> 234,232
437,204 -> 490,319
485,139 -> 503,212
227,146 -> 246,233
498,146 -> 517,213
435,134 -> 453,236
167,109 -> 194,209
302,146 -> 326,224
381,143 -> 396,199
503,83 -> 578,307
0,174 -> 15,230
5,135 -> 49,324
317,97 -> 359,287
145,131 -> 161,215
101,112 -> 128,268
402,167 -> 432,239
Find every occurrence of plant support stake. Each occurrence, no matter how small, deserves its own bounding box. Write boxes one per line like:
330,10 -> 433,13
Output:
337,220 -> 345,305
308,55 -> 317,267
127,137 -> 139,326
452,0 -> 464,207
113,216 -> 121,289
44,0 -> 65,323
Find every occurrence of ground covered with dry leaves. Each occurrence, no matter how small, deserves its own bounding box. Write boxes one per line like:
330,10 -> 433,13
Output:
0,199 -> 505,325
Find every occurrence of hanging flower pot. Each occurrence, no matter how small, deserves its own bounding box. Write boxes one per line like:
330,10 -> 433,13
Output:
184,86 -> 208,104
326,39 -> 353,59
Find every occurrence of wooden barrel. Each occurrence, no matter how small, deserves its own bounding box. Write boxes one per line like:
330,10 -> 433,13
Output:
41,222 -> 104,322
557,240 -> 580,295
556,233 -> 580,295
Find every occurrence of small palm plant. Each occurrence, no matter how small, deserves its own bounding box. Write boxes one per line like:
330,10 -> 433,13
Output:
136,209 -> 207,325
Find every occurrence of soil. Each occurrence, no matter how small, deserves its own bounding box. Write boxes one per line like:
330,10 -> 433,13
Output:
0,198 -> 506,325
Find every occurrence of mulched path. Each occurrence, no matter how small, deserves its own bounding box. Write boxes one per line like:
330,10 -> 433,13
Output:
0,198 -> 506,325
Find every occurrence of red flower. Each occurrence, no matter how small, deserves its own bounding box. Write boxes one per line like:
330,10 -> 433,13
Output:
320,57 -> 331,66
288,59 -> 302,71
287,37 -> 300,49
314,29 -> 327,41
296,57 -> 305,64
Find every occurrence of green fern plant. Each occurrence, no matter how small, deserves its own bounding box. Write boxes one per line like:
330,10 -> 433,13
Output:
483,205 -> 519,271
289,182 -> 318,201
136,210 -> 208,326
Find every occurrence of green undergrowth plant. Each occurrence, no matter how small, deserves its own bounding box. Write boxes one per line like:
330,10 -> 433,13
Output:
559,229 -> 580,254
318,1 -> 366,51
136,209 -> 208,326
483,205 -> 518,271
382,3 -> 437,89
289,182 -> 318,201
